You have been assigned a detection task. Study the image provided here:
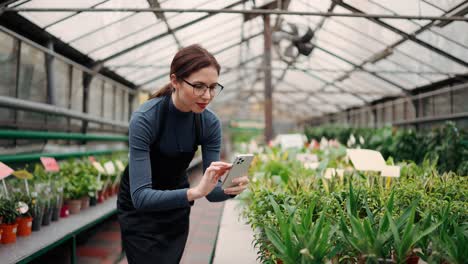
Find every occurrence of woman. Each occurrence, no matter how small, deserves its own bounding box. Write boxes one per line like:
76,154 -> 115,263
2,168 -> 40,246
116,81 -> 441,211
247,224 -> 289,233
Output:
117,44 -> 249,264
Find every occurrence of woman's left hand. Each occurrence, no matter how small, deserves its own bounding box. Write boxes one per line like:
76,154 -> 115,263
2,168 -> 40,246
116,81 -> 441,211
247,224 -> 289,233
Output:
224,176 -> 250,196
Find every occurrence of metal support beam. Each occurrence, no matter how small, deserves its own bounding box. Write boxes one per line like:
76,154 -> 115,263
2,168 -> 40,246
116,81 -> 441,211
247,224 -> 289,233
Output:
5,7 -> 468,22
45,41 -> 55,105
0,95 -> 129,128
147,0 -> 182,49
263,14 -> 273,143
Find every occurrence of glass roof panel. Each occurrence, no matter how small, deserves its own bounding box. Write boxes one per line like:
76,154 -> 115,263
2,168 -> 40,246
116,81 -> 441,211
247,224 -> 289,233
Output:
424,0 -> 466,12
17,0 -> 101,27
395,41 -> 467,73
72,14 -> 157,54
46,0 -> 150,43
417,28 -> 468,63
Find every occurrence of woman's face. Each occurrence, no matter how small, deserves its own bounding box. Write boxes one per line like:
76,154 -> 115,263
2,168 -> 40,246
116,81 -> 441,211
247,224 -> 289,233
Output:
171,66 -> 219,113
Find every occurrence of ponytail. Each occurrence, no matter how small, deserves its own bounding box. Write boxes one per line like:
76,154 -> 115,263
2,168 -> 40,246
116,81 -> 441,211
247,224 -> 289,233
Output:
149,83 -> 173,100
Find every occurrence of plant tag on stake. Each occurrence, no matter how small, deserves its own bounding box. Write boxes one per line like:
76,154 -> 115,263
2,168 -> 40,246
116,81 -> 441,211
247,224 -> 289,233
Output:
104,161 -> 116,175
0,162 -> 14,180
0,162 -> 13,198
115,160 -> 125,172
92,162 -> 106,174
40,157 -> 60,172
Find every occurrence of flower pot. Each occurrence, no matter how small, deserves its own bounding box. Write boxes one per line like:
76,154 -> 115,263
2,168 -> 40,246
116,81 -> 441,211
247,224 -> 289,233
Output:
16,216 -> 33,237
89,196 -> 97,206
1,223 -> 18,244
405,254 -> 419,264
106,186 -> 113,197
52,206 -> 60,221
67,199 -> 82,214
42,206 -> 53,226
0,229 -> 2,241
32,207 -> 45,232
98,190 -> 106,203
81,196 -> 90,210
60,204 -> 69,218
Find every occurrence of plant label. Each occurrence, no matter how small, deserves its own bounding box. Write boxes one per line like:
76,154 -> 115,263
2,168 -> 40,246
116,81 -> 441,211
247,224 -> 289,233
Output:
40,157 -> 60,172
346,149 -> 386,171
104,161 -> 116,175
279,134 -> 305,150
381,165 -> 400,177
92,162 -> 106,174
115,160 -> 125,172
0,162 -> 14,180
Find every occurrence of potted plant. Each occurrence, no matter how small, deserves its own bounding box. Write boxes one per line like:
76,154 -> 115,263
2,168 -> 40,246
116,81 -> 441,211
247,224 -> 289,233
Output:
64,173 -> 85,214
0,198 -> 20,244
14,193 -> 33,237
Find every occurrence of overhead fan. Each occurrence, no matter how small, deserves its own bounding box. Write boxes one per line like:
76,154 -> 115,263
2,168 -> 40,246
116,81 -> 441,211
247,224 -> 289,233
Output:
272,21 -> 315,64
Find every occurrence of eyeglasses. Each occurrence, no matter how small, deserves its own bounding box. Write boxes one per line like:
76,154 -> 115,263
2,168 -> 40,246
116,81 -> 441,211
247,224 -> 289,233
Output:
181,78 -> 224,97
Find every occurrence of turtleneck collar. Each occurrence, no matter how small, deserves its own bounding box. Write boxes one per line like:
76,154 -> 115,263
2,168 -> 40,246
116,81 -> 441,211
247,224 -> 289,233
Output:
169,95 -> 193,117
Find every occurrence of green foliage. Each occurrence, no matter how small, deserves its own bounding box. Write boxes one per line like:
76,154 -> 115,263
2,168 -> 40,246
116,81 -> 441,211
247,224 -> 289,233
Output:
0,198 -> 20,224
304,122 -> 467,175
241,143 -> 467,263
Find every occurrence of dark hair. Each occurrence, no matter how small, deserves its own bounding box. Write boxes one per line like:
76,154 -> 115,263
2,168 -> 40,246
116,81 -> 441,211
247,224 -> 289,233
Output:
149,44 -> 221,99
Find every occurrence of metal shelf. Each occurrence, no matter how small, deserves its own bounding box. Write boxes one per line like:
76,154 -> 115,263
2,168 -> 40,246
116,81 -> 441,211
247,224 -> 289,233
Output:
0,197 -> 117,264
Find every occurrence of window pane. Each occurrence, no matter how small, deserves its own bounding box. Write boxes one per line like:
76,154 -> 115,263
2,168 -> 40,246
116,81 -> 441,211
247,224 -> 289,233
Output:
17,42 -> 47,128
88,78 -> 103,130
70,67 -> 83,131
0,31 -> 18,125
103,82 -> 114,130
48,58 -> 70,130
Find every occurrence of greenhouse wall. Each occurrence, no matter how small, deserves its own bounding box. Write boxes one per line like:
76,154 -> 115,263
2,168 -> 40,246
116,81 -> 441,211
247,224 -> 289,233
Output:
308,82 -> 468,130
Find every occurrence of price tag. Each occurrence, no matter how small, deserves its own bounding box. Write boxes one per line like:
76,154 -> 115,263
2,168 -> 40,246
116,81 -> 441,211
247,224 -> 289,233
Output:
104,161 -> 116,175
88,156 -> 96,163
115,160 -> 125,172
40,157 -> 60,172
92,162 -> 106,174
0,162 -> 14,180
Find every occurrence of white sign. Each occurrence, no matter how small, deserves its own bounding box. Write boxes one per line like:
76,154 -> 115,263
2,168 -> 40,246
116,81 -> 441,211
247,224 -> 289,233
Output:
92,162 -> 106,174
381,166 -> 400,177
278,134 -> 305,150
115,160 -> 125,172
104,161 -> 116,175
346,149 -> 387,171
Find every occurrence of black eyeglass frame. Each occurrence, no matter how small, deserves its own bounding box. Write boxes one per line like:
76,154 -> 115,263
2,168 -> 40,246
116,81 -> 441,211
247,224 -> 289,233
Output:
181,78 -> 224,97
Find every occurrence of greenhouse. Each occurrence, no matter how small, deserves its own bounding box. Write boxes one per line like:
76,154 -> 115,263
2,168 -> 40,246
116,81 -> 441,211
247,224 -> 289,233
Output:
0,0 -> 467,263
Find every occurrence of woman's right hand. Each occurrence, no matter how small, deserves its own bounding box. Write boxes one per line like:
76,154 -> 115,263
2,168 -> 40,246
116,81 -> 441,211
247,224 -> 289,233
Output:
187,161 -> 232,201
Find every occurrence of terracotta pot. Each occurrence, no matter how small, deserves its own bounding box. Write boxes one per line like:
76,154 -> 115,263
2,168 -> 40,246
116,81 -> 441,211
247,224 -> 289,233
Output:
67,199 -> 82,214
276,260 -> 283,264
405,254 -> 419,264
1,223 -> 18,244
0,228 -> 2,241
81,196 -> 90,210
16,216 -> 33,236
60,204 -> 69,218
98,190 -> 106,202
106,186 -> 113,197
113,184 -> 120,195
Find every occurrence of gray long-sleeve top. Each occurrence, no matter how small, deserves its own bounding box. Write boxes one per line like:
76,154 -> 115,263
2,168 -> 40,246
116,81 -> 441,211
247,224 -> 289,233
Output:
128,96 -> 232,211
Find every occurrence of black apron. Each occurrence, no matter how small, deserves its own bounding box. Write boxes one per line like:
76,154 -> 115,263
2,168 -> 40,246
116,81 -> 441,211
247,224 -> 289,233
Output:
117,95 -> 201,264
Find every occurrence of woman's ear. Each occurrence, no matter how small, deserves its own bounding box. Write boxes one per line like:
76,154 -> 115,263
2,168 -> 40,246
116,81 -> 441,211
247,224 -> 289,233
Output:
170,74 -> 179,91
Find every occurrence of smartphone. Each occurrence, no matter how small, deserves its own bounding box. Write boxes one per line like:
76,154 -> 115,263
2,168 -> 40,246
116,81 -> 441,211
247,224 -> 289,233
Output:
222,154 -> 254,189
